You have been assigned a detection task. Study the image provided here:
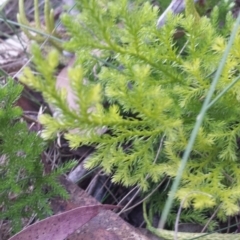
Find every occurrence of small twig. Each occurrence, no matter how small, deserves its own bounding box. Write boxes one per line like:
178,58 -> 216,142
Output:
174,191 -> 213,240
118,135 -> 166,214
118,176 -> 167,213
201,204 -> 221,233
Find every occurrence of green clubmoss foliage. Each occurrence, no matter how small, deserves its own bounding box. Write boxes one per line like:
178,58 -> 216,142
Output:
0,79 -> 75,233
20,0 -> 240,224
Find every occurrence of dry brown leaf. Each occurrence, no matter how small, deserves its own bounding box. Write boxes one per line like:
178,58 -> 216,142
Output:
55,56 -> 76,110
9,205 -> 117,240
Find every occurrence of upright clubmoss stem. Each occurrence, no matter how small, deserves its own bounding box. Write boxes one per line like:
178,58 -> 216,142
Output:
185,0 -> 200,22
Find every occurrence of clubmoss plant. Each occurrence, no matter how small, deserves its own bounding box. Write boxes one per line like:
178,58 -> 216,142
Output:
17,0 -> 63,51
20,0 -> 240,229
0,79 -> 75,233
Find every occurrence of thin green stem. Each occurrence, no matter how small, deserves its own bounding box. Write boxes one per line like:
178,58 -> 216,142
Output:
207,75 -> 240,110
0,18 -> 64,43
34,0 -> 41,28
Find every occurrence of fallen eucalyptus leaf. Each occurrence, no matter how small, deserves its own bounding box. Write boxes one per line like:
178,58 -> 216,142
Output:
9,204 -> 117,240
